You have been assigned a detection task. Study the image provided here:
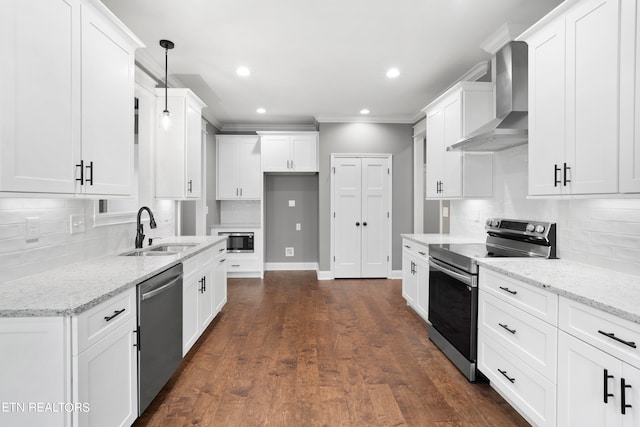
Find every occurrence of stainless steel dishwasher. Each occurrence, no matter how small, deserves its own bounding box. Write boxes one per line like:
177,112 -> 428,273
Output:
137,263 -> 183,415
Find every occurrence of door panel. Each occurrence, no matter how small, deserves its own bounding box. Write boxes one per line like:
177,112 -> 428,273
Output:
333,158 -> 362,278
361,158 -> 389,278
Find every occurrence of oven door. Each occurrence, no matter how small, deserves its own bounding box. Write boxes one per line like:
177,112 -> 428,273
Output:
428,257 -> 478,362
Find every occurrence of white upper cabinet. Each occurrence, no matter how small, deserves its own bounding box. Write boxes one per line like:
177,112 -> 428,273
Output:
0,0 -> 142,196
620,0 -> 640,193
216,135 -> 261,200
259,132 -> 319,172
155,88 -> 206,199
422,82 -> 494,199
523,0 -> 622,196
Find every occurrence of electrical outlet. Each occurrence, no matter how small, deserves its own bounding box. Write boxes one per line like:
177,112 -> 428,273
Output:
288,200 -> 295,207
285,247 -> 294,257
70,214 -> 85,234
25,217 -> 40,241
296,223 -> 301,231
442,206 -> 449,218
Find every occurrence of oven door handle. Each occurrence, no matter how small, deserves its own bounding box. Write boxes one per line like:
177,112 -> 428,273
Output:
428,258 -> 473,287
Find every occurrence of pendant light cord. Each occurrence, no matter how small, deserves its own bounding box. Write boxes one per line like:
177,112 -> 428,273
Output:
164,46 -> 168,113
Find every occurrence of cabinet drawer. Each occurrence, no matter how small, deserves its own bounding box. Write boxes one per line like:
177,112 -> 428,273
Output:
182,255 -> 199,277
480,268 -> 558,325
559,297 -> 640,369
226,256 -> 260,272
402,239 -> 428,259
213,241 -> 226,259
73,288 -> 135,355
478,330 -> 556,427
479,290 -> 557,381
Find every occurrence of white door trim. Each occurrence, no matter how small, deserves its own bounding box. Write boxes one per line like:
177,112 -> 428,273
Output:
330,153 -> 393,279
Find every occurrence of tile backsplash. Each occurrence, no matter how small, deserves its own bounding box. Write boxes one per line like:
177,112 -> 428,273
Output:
0,198 -> 175,283
451,145 -> 640,276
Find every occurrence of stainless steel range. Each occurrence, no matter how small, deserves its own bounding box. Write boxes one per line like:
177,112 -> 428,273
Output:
427,218 -> 556,382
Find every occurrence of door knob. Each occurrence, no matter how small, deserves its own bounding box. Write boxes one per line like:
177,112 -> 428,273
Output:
355,222 -> 360,226
363,222 -> 367,226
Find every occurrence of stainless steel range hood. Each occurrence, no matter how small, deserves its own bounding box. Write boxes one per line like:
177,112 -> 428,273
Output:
449,41 -> 528,152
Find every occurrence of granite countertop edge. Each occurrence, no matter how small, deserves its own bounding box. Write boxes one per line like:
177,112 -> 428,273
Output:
0,236 -> 226,318
477,259 -> 640,325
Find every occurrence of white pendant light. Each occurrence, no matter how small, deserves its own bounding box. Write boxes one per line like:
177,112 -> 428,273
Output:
159,39 -> 174,130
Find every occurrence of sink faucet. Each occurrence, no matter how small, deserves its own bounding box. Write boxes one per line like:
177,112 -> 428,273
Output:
135,206 -> 157,248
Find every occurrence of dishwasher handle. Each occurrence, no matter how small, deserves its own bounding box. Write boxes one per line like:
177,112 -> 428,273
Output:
141,276 -> 182,301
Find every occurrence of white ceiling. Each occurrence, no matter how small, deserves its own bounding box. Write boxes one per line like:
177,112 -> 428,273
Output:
101,0 -> 563,129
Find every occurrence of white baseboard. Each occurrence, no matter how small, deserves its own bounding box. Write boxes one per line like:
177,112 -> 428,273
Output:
264,262 -> 319,271
317,270 -> 333,280
390,270 -> 403,279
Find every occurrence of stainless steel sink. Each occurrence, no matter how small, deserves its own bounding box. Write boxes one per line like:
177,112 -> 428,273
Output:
147,244 -> 197,252
120,243 -> 197,257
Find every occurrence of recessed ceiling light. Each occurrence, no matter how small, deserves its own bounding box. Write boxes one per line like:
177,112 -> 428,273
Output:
360,109 -> 370,115
236,66 -> 251,77
256,107 -> 266,114
386,68 -> 400,79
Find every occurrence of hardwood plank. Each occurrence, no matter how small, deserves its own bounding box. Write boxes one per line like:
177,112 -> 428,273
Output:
134,271 -> 529,427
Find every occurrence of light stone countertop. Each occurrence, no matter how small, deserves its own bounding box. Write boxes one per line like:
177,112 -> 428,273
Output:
401,233 -> 484,246
477,258 -> 640,324
0,236 -> 226,318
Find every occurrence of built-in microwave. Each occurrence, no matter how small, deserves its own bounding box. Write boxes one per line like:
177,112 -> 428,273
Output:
217,231 -> 254,253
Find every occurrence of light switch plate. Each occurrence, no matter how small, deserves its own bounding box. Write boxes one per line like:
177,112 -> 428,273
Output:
296,223 -> 301,231
25,217 -> 40,241
288,200 -> 295,207
70,214 -> 85,234
442,206 -> 449,218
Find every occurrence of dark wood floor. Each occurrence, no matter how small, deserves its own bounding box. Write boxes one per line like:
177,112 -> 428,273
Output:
134,271 -> 529,427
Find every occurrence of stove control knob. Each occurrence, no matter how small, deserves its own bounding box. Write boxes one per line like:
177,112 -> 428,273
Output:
535,225 -> 546,234
526,223 -> 535,232
492,219 -> 500,227
486,219 -> 492,226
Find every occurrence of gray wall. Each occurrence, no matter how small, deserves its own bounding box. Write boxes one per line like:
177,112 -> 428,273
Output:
265,175 -> 319,263
318,122 -> 414,272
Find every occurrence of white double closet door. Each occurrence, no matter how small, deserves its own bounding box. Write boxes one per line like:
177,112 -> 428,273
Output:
332,155 -> 392,278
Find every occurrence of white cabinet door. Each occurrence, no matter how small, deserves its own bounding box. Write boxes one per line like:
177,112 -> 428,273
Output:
156,89 -> 205,199
214,256 -> 227,314
558,331 -> 621,427
291,134 -> 318,171
75,317 -> 137,427
415,254 -> 430,322
182,267 -> 200,356
198,268 -> 215,331
80,1 -> 135,196
622,363 -> 640,427
565,0 -> 619,195
442,94 -> 463,198
185,102 -> 202,198
216,137 -> 240,199
237,138 -> 262,198
361,157 -> 390,278
0,0 -> 80,194
425,109 -> 445,198
619,0 -> 640,193
216,135 -> 261,199
527,18 -> 566,196
402,249 -> 417,306
261,135 -> 290,171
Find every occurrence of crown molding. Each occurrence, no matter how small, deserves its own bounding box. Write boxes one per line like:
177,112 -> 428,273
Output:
458,61 -> 491,83
314,115 -> 415,124
481,23 -> 528,55
221,123 -> 317,132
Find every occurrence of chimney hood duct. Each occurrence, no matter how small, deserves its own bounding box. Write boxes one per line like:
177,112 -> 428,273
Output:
449,41 -> 528,152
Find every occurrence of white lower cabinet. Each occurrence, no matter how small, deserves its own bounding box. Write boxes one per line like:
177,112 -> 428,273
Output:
72,287 -> 137,427
183,242 -> 227,356
401,238 -> 429,323
74,317 -> 137,427
558,331 -> 640,427
478,267 -> 558,426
